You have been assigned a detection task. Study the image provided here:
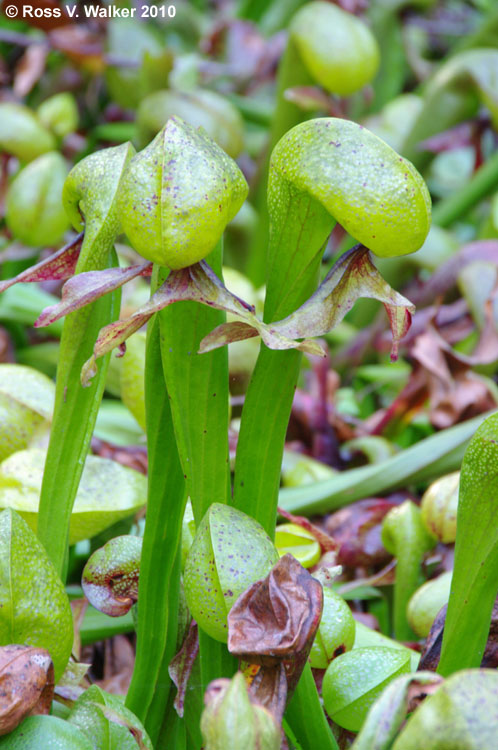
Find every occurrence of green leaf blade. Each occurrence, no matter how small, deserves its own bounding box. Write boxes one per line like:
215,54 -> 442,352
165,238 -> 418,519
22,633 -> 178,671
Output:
0,509 -> 73,682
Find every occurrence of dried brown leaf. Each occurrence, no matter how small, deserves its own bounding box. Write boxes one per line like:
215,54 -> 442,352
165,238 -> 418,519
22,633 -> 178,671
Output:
48,26 -> 104,71
228,554 -> 322,716
228,555 -> 323,664
97,635 -> 135,696
168,622 -> 199,718
410,326 -> 497,428
0,644 -> 54,735
70,598 -> 89,661
325,498 -> 399,567
13,44 -> 48,98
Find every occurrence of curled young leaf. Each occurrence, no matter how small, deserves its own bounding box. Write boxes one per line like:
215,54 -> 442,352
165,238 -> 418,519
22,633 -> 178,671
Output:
277,507 -> 338,555
420,473 -> 459,544
309,585 -> 355,669
228,553 -> 323,716
81,535 -> 142,617
0,365 -> 55,463
0,644 -> 54,736
407,571 -> 452,639
0,715 -> 93,749
381,501 -> 437,640
37,92 -> 78,138
63,141 -> 136,261
117,116 -> 248,268
322,647 -> 411,732
274,523 -> 321,568
353,622 -> 420,672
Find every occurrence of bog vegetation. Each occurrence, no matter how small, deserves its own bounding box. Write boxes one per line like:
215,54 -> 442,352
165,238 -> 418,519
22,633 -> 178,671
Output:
0,1 -> 497,748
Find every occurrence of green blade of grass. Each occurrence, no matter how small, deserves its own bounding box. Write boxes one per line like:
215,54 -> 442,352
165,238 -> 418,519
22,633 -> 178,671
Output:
279,412 -> 492,516
79,606 -> 134,647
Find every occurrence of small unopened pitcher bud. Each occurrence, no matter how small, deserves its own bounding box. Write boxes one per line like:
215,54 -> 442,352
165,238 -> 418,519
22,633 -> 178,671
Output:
421,472 -> 459,543
183,503 -> 278,643
201,673 -> 281,750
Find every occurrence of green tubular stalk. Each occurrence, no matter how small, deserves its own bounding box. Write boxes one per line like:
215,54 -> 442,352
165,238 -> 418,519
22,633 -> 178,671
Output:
381,502 -> 436,640
125,311 -> 186,744
233,194 -> 335,750
37,274 -> 119,577
432,148 -> 498,227
234,194 -> 333,535
234,117 -> 431,536
234,116 -> 430,750
259,0 -> 307,35
158,242 -> 237,691
115,119 -> 247,727
158,242 -> 230,524
246,38 -> 313,286
367,3 -> 406,112
156,693 -> 187,750
438,412 -> 498,676
37,143 -> 134,577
